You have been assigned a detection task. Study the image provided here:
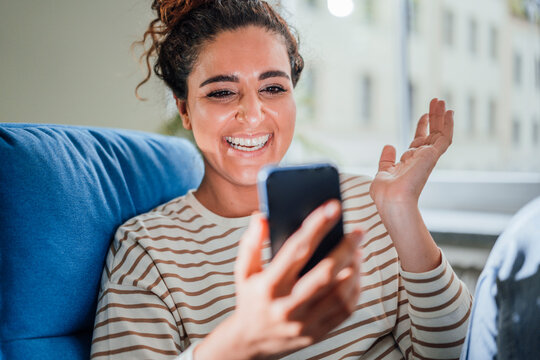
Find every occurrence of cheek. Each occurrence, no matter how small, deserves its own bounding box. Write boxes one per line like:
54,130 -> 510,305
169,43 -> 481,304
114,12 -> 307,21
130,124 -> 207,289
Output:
189,104 -> 236,149
279,99 -> 296,138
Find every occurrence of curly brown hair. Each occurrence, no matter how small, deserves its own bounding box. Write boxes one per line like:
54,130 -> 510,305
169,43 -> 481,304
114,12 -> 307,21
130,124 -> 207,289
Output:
135,0 -> 304,100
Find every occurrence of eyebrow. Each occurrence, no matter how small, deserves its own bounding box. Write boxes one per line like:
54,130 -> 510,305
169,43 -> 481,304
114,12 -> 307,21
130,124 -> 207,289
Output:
199,70 -> 290,88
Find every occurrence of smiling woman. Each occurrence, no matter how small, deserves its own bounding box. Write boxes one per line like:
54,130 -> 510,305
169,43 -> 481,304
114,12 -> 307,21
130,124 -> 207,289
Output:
90,1 -> 472,359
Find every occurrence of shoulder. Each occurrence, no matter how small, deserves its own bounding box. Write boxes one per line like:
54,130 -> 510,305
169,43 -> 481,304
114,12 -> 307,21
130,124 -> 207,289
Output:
114,193 -> 200,241
105,193 -> 207,279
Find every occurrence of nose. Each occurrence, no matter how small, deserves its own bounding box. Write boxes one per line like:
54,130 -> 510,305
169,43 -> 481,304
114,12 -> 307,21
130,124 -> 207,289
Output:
237,91 -> 263,125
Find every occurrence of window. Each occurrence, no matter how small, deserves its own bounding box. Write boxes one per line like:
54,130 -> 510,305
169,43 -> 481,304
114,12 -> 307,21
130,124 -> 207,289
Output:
514,52 -> 522,86
488,98 -> 497,137
512,118 -> 521,146
489,26 -> 498,59
467,95 -> 476,135
442,9 -> 454,46
359,74 -> 373,124
469,18 -> 478,54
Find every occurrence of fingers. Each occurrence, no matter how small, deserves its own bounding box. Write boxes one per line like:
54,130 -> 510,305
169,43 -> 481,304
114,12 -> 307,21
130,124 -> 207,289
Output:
267,200 -> 342,288
433,109 -> 454,155
235,213 -> 268,282
299,249 -> 362,338
412,113 -> 429,142
443,109 -> 454,142
377,145 -> 396,172
288,229 -> 363,307
429,98 -> 444,133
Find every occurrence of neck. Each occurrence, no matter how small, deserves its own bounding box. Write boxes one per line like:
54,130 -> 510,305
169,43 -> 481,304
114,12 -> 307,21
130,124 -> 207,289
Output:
193,162 -> 260,218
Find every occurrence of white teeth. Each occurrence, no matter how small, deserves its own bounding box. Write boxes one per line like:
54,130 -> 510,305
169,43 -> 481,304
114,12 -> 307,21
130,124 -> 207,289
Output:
225,134 -> 270,151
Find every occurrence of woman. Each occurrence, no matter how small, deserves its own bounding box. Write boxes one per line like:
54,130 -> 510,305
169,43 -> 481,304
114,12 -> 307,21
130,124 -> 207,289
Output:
91,1 -> 471,359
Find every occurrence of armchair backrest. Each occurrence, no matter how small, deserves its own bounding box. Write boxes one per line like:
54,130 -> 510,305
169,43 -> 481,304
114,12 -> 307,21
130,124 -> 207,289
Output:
0,124 -> 203,360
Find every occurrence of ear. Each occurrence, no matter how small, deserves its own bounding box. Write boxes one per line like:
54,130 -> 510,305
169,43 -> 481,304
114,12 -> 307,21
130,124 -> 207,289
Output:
175,97 -> 192,130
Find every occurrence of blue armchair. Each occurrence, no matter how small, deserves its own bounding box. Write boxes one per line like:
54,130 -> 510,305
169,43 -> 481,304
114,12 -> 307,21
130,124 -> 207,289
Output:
0,124 -> 204,360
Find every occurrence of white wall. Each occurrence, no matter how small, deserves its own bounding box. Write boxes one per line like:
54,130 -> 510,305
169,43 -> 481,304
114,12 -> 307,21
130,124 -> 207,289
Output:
0,0 -> 172,132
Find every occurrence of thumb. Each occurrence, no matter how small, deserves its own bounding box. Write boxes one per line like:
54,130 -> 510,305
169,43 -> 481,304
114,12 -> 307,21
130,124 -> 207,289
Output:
235,213 -> 268,283
378,145 -> 396,172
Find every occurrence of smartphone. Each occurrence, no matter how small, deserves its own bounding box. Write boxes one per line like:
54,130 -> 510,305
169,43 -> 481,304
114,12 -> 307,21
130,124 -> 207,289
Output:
257,163 -> 344,276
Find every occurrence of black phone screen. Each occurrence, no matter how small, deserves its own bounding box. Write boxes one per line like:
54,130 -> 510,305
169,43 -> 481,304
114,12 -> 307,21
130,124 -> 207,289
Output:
258,163 -> 344,276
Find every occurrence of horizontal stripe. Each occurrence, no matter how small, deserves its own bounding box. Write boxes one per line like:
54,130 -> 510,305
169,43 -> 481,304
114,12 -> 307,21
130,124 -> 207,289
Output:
411,302 -> 471,332
343,210 -> 379,224
95,302 -> 169,316
409,283 -> 463,313
307,329 -> 391,360
367,220 -> 383,232
94,317 -> 178,333
359,256 -> 398,276
169,281 -> 236,297
146,242 -> 238,256
360,231 -> 389,249
91,344 -> 178,358
326,308 -> 397,341
342,191 -> 371,202
162,270 -> 234,283
181,305 -> 235,325
342,201 -> 375,212
411,335 -> 465,348
402,264 -> 448,284
407,272 -> 455,298
158,197 -> 186,213
121,227 -> 242,245
154,256 -> 237,269
92,330 -> 181,349
340,175 -> 362,186
360,273 -> 399,293
97,287 -> 155,304
145,222 -> 216,233
363,242 -> 394,263
341,180 -> 371,194
175,293 -> 236,311
373,341 -> 399,360
411,348 -> 459,360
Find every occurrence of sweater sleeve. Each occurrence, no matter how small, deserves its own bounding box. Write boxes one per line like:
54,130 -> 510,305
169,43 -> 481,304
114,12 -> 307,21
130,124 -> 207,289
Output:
90,220 -> 197,359
393,251 -> 473,359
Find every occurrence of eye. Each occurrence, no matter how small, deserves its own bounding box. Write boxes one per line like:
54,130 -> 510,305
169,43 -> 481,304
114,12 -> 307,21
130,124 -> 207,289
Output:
261,85 -> 287,95
207,89 -> 235,99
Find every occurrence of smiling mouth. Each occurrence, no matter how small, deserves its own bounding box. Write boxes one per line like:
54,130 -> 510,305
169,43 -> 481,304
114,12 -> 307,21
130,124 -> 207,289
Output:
225,134 -> 271,152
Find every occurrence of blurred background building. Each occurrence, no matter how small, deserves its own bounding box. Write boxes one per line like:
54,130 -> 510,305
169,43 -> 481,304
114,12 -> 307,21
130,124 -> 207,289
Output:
282,0 -> 540,290
1,0 -> 539,290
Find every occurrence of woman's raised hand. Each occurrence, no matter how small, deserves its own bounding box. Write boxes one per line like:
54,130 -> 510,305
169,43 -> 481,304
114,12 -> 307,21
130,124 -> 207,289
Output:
369,98 -> 454,210
194,201 -> 363,360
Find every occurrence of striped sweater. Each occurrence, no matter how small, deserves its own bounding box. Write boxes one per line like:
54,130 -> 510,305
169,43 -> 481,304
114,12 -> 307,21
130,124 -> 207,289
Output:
91,174 -> 472,359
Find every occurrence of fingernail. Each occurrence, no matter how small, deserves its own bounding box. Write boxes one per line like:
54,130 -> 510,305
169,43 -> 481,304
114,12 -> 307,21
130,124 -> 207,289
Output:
325,201 -> 339,218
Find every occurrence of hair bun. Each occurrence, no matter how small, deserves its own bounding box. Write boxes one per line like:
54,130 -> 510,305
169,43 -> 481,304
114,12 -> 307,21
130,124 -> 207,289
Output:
152,0 -> 209,28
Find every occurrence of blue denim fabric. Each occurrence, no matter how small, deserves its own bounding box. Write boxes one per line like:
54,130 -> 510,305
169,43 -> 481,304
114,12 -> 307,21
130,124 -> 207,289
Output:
461,197 -> 540,360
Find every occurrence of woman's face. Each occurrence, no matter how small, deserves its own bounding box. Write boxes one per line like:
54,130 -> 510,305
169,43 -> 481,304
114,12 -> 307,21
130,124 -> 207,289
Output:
178,25 -> 296,188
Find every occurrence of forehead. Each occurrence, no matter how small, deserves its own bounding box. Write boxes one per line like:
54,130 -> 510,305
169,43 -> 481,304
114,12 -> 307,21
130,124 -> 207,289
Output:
190,26 -> 291,80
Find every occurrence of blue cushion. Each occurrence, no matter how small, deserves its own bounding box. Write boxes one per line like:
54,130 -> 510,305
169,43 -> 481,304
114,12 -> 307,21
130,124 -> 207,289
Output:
0,124 -> 203,359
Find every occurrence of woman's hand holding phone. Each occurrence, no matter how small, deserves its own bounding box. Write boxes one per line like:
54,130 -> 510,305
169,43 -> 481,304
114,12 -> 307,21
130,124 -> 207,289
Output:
194,201 -> 364,360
